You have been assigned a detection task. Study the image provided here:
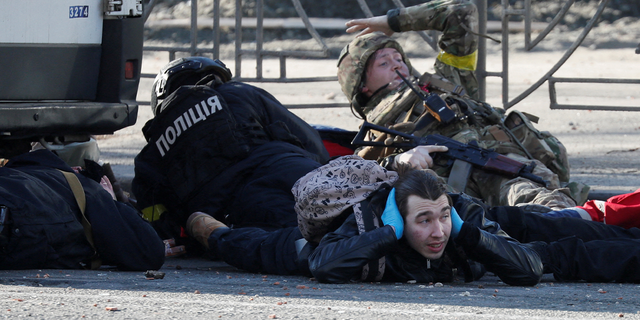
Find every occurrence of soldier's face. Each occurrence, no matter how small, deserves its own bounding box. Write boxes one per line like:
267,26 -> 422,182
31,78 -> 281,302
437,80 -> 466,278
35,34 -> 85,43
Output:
403,194 -> 451,261
361,48 -> 410,97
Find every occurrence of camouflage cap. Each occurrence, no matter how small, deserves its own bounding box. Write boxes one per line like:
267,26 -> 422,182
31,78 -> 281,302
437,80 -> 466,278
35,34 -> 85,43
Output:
337,33 -> 412,101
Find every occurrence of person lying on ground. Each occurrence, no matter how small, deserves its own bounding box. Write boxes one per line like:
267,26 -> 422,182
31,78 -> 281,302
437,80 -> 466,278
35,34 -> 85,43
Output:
132,57 -> 329,275
0,141 -> 165,271
307,164 -> 640,285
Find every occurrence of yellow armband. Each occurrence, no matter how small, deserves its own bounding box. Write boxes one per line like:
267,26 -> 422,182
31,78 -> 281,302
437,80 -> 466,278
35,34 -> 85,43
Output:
436,50 -> 477,71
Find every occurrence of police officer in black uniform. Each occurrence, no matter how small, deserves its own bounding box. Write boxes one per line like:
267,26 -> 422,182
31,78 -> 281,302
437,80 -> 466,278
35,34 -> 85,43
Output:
133,57 -> 329,275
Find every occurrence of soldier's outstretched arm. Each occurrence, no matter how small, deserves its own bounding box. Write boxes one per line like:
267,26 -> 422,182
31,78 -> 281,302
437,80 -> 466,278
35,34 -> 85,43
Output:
346,16 -> 393,37
345,1 -> 478,59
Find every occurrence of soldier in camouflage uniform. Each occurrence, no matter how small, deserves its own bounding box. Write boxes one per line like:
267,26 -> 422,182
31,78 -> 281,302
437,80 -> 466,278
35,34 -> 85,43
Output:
345,0 -> 480,99
338,0 -> 590,209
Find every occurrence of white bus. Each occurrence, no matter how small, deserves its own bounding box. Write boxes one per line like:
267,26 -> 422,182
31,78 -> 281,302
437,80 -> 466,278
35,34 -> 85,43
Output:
0,0 -> 143,141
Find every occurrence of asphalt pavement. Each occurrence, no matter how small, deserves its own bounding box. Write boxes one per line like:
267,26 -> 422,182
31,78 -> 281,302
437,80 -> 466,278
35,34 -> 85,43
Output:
2,259 -> 640,319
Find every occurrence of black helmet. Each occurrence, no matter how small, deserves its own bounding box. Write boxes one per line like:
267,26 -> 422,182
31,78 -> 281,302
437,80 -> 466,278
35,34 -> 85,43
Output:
151,57 -> 232,115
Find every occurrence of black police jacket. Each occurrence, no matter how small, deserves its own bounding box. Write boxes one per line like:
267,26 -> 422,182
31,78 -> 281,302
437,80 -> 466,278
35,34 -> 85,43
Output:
133,81 -> 329,225
308,189 -> 544,286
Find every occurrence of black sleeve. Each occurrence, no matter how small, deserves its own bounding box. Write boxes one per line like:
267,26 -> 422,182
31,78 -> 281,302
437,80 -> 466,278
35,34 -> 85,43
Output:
450,194 -> 543,286
308,213 -> 397,283
132,147 -> 167,215
387,8 -> 402,32
81,175 -> 166,271
454,222 -> 543,286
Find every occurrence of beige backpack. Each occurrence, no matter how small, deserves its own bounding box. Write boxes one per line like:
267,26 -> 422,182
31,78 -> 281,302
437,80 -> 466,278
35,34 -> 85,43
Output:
292,155 -> 398,244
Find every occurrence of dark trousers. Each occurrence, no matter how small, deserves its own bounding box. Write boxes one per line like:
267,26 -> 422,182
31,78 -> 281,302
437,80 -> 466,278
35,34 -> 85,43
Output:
207,153 -> 321,275
485,207 -> 640,282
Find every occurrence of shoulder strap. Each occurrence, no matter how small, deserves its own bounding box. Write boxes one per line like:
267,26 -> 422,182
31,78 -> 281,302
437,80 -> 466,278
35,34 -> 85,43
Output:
418,72 -> 467,96
353,201 -> 385,282
57,170 -> 102,269
350,95 -> 368,121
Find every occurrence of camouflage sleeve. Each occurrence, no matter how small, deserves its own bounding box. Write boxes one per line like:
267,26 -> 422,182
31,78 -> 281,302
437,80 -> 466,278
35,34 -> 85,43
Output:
386,0 -> 478,56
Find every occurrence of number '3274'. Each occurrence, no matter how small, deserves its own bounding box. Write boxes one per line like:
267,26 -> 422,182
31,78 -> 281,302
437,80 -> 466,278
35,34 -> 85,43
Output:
69,6 -> 89,18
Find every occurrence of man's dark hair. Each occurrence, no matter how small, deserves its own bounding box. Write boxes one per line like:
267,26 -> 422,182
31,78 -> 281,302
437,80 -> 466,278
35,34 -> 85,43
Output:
393,164 -> 451,218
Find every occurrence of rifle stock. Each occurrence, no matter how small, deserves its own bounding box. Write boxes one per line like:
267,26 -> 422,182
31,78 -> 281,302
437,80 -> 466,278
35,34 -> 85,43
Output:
351,122 -> 549,186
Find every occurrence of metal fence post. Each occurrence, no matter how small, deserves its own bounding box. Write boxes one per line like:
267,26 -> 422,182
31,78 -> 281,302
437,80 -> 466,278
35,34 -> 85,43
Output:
475,0 -> 487,102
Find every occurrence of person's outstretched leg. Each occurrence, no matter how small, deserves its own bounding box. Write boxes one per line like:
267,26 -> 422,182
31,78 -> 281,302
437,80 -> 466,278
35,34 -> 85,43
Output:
186,150 -> 320,275
187,212 -> 304,275
537,236 -> 640,283
484,205 -> 640,243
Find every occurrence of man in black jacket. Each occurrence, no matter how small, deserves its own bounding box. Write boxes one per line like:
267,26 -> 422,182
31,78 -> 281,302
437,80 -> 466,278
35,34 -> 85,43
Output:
307,165 -> 640,285
133,57 -> 329,275
0,148 -> 165,270
307,165 -> 543,285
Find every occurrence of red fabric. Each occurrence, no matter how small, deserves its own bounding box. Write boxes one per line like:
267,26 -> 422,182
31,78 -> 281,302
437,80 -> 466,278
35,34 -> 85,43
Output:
322,141 -> 355,158
180,226 -> 188,238
579,188 -> 640,228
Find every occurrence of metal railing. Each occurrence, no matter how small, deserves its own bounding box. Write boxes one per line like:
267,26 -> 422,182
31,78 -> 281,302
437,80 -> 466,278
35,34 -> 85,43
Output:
143,0 -> 349,108
142,0 -> 639,111
143,0 -> 334,79
482,0 -> 640,111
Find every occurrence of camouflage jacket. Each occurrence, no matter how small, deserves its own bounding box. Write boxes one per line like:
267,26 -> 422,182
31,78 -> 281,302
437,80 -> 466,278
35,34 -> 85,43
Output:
360,0 -> 570,183
361,74 -> 571,185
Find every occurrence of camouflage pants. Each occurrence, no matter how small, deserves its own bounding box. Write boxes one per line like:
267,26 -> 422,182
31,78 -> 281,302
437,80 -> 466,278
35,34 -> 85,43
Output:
460,154 -> 587,209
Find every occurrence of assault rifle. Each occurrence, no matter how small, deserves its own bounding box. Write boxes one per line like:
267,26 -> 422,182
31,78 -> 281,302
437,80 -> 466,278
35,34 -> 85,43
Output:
351,121 -> 549,188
